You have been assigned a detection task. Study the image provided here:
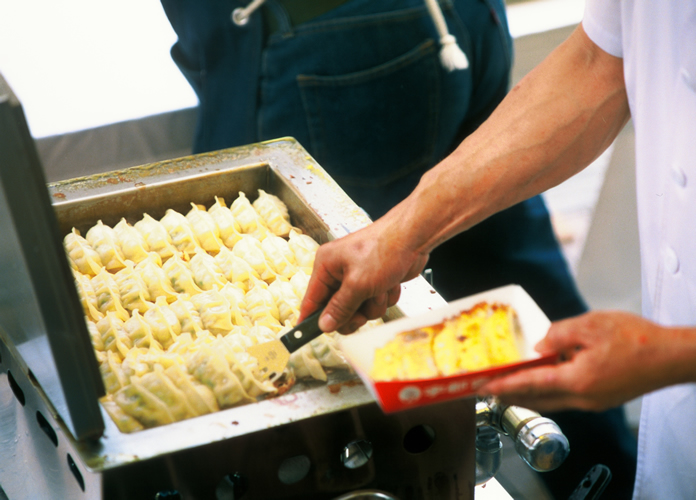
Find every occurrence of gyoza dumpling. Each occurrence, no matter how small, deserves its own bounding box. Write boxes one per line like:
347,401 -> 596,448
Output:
113,218 -> 150,265
252,189 -> 293,237
261,235 -> 298,279
100,350 -> 129,394
136,365 -> 197,422
86,318 -> 105,352
64,228 -> 103,276
229,192 -> 270,240
114,261 -> 153,313
213,338 -> 276,397
186,203 -> 223,254
92,268 -> 130,321
100,397 -> 144,433
190,288 -> 234,335
162,252 -> 204,296
189,250 -> 228,291
124,309 -> 163,350
218,282 -> 251,327
186,345 -> 254,408
288,229 -> 320,274
208,196 -> 243,248
268,278 -> 301,324
169,295 -> 204,335
96,312 -> 132,360
121,347 -> 156,379
214,246 -> 259,292
134,213 -> 177,262
160,209 -> 202,254
164,364 -> 219,416
289,269 -> 311,300
245,278 -> 281,330
288,343 -> 327,381
114,379 -> 175,428
232,235 -> 276,282
308,333 -> 350,371
135,253 -> 178,304
86,220 -> 127,272
143,296 -> 182,349
73,269 -> 103,322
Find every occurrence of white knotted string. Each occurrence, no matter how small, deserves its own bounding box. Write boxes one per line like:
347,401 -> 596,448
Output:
232,0 -> 266,26
423,0 -> 469,71
232,0 -> 468,72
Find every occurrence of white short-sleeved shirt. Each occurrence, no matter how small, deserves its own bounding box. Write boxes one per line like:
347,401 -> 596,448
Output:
583,2 -> 696,499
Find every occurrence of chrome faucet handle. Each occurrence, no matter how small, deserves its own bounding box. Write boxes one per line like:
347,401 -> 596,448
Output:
476,397 -> 570,472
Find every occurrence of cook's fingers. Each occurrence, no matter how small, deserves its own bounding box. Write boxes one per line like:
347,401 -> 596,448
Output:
318,281 -> 373,333
476,365 -> 566,399
298,265 -> 340,325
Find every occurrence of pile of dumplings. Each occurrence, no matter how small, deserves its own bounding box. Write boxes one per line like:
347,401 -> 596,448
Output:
64,190 -> 355,433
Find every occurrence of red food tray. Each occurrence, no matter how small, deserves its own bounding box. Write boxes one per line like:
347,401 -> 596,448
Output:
339,285 -> 558,413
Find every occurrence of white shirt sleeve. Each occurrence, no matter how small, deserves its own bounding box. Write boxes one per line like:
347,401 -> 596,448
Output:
583,0 -> 623,58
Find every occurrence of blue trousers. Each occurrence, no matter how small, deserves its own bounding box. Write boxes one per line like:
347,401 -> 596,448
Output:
162,0 -> 637,497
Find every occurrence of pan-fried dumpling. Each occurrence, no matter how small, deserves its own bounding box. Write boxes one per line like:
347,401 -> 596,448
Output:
187,346 -> 254,408
213,338 -> 276,398
160,209 -> 202,254
308,333 -> 350,371
214,246 -> 259,292
135,253 -> 178,304
86,318 -> 104,353
64,228 -> 103,276
229,191 -> 270,240
96,312 -> 133,360
252,189 -> 293,237
124,309 -> 163,350
121,347 -> 156,379
169,295 -> 204,335
73,269 -> 103,322
268,278 -> 301,324
186,203 -> 223,254
189,250 -> 228,291
114,262 -> 153,313
289,269 -> 311,300
100,350 -> 129,394
134,213 -> 177,262
143,296 -> 182,349
92,268 -> 130,321
190,288 -> 234,335
245,324 -> 278,345
86,220 -> 127,272
232,235 -> 277,282
100,397 -> 144,433
164,364 -> 219,416
288,343 -> 327,382
288,229 -> 320,274
261,235 -> 298,279
162,252 -> 204,296
136,365 -> 197,422
208,196 -> 243,248
114,218 -> 150,265
114,379 -> 175,427
218,282 -> 251,327
245,278 -> 281,330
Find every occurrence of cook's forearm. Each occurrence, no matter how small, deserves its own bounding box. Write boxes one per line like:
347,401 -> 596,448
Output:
388,25 -> 630,255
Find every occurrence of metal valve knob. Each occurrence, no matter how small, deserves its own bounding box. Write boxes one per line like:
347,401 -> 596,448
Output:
476,397 -> 570,473
502,407 -> 570,472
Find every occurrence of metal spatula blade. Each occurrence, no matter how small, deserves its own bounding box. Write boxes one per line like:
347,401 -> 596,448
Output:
247,309 -> 324,380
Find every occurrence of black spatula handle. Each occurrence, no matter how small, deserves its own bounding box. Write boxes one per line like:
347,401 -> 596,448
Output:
279,309 -> 324,353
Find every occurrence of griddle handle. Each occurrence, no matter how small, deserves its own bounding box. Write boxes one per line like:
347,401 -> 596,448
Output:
567,464 -> 612,500
280,309 -> 324,353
